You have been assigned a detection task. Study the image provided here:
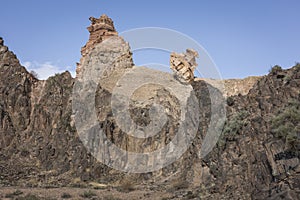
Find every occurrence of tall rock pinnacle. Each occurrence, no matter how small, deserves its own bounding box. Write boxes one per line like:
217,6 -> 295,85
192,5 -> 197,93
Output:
81,14 -> 118,58
76,14 -> 125,77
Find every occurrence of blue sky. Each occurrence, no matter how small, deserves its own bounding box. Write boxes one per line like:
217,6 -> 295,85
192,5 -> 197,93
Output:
0,0 -> 299,79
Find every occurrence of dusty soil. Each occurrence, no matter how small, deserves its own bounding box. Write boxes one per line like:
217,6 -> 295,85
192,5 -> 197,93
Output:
0,187 -> 173,200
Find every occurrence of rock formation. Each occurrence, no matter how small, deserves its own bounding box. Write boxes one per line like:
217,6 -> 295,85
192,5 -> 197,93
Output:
0,15 -> 299,199
76,14 -> 119,76
196,76 -> 261,97
170,49 -> 199,83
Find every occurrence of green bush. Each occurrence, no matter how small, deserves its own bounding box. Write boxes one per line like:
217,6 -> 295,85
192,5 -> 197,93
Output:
223,110 -> 249,138
30,70 -> 39,79
61,193 -> 72,199
271,100 -> 300,151
217,110 -> 250,149
117,178 -> 135,193
269,65 -> 282,74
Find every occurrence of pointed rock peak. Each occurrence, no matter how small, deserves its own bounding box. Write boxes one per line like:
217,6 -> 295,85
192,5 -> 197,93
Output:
76,15 -> 133,78
80,14 -> 118,59
88,14 -> 116,32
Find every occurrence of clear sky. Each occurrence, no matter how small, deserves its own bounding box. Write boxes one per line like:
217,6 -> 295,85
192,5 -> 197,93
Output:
0,0 -> 299,79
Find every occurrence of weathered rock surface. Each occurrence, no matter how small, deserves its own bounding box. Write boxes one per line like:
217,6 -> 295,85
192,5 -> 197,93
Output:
76,14 -> 119,77
206,65 -> 300,199
170,49 -> 199,83
0,14 -> 299,200
197,76 -> 261,97
0,38 -> 102,187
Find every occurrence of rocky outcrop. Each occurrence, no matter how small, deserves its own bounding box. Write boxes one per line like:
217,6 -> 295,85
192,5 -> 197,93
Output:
78,37 -> 133,80
170,49 -> 199,83
76,14 -> 119,77
196,76 -> 261,97
0,37 -> 37,149
203,65 -> 300,199
0,14 -> 299,199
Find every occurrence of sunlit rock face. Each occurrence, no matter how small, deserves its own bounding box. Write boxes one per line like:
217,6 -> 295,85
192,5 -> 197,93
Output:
0,14 -> 299,199
76,14 -> 119,77
170,49 -> 199,83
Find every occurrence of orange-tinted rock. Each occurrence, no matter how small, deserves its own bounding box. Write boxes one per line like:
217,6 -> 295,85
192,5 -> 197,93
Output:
170,49 -> 199,83
76,14 -> 119,77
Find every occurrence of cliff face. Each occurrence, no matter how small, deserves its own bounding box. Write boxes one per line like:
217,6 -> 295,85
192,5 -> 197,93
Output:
0,38 -> 88,186
202,65 -> 300,199
196,76 -> 261,97
0,14 -> 299,200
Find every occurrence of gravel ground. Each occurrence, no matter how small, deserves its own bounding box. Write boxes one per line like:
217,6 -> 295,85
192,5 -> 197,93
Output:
0,187 -> 173,200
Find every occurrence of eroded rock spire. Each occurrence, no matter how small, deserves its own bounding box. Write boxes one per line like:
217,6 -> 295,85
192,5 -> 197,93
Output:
170,49 -> 199,83
76,14 -> 120,76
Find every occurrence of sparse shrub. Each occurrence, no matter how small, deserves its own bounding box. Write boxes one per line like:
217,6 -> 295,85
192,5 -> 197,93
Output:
30,70 -> 39,79
117,179 -> 135,193
217,110 -> 250,149
80,190 -> 97,198
61,193 -> 72,199
223,110 -> 249,138
295,62 -> 300,69
283,75 -> 292,83
226,96 -> 234,106
271,99 -> 300,152
269,65 -> 282,74
5,190 -> 23,198
186,191 -> 198,199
